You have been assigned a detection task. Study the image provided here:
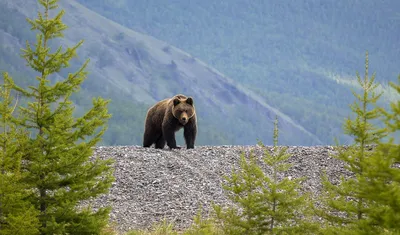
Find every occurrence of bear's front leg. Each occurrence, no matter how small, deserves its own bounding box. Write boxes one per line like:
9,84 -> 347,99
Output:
184,120 -> 197,149
162,124 -> 180,149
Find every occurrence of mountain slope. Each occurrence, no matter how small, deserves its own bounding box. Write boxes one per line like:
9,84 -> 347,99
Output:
0,0 -> 323,146
76,0 -> 400,144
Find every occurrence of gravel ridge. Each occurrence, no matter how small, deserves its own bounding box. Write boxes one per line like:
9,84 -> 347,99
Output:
89,145 -> 354,233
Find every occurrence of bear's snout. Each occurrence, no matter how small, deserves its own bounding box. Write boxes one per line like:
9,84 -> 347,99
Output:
180,117 -> 188,125
180,113 -> 188,125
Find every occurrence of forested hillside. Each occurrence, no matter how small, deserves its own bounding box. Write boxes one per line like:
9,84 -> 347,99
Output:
0,0 -> 325,146
77,0 -> 400,144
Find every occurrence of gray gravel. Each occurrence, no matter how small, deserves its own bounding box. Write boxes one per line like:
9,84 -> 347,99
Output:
88,145 -> 354,233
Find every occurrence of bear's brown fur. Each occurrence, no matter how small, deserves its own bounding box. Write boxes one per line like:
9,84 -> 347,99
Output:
143,94 -> 197,149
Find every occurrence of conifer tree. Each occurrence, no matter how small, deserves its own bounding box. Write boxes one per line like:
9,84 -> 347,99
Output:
213,117 -> 318,234
8,0 -> 114,234
0,73 -> 40,235
357,75 -> 400,233
317,51 -> 386,234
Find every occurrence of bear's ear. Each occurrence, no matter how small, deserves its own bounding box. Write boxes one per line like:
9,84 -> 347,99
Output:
186,97 -> 194,106
173,98 -> 180,106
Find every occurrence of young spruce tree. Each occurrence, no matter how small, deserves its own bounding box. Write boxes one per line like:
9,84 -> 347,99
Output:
0,73 -> 40,235
213,117 -> 318,235
317,52 -> 387,234
10,0 -> 114,234
357,75 -> 400,233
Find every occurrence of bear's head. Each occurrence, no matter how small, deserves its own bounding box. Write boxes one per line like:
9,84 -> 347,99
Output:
172,96 -> 195,125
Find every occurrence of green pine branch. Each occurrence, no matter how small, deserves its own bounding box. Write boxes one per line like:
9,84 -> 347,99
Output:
1,1 -> 115,234
213,116 -> 319,234
357,75 -> 400,233
317,51 -> 390,234
0,72 -> 40,235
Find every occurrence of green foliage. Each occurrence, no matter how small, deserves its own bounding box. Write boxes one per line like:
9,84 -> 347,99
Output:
379,75 -> 400,141
125,209 -> 222,235
356,76 -> 400,233
0,73 -> 40,235
213,117 -> 318,234
126,219 -> 178,235
182,209 -> 222,235
1,0 -> 115,234
317,52 -> 388,234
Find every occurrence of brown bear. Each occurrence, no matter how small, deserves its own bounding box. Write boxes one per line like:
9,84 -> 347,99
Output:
143,94 -> 197,149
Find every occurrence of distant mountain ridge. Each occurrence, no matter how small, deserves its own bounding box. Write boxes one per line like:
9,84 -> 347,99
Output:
76,0 -> 400,144
0,0 -> 324,146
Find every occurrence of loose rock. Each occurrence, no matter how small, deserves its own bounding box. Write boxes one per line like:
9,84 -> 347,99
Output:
86,145 -> 353,233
